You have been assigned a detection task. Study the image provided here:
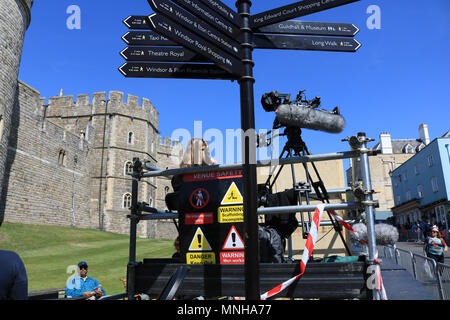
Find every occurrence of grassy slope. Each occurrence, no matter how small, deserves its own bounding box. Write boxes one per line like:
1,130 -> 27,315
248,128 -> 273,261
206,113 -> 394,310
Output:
0,222 -> 174,295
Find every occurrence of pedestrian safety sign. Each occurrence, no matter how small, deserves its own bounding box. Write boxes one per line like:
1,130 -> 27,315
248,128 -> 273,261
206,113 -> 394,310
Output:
220,182 -> 243,205
188,227 -> 212,251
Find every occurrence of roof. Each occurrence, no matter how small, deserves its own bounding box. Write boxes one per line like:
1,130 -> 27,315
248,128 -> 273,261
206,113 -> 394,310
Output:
373,139 -> 425,154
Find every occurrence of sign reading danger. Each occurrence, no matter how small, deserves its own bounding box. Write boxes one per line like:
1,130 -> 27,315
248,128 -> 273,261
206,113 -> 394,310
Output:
189,188 -> 210,209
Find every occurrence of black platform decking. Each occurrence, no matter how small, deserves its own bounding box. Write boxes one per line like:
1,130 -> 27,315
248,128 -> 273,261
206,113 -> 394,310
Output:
134,259 -> 368,299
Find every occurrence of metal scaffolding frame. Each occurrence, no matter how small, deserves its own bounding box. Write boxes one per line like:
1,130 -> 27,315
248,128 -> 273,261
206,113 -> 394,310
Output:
126,132 -> 381,300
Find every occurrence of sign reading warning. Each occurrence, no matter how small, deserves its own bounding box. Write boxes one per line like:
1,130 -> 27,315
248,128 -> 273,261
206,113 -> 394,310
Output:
221,182 -> 243,205
220,251 -> 244,264
218,205 -> 244,223
188,227 -> 213,251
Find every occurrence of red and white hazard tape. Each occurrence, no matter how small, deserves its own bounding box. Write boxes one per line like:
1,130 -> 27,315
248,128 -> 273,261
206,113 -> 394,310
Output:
260,206 -> 387,300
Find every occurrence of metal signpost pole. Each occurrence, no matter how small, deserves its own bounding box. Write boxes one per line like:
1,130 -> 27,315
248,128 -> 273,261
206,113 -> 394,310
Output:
236,0 -> 260,300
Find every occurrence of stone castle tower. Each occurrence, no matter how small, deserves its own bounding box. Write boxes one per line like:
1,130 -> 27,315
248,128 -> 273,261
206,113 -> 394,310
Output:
0,0 -> 34,226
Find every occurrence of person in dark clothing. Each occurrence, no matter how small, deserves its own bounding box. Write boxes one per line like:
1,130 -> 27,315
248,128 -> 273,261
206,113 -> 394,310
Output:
0,250 -> 28,300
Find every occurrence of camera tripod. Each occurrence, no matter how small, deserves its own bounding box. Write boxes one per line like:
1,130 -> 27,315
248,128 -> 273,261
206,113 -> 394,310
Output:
263,126 -> 352,258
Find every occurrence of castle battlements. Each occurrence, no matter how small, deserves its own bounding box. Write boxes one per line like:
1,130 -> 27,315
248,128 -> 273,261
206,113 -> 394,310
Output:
45,91 -> 159,130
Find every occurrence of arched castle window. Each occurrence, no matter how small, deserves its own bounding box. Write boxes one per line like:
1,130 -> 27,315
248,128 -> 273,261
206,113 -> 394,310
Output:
58,149 -> 66,166
123,193 -> 132,209
148,197 -> 153,207
128,132 -> 134,145
164,186 -> 170,195
125,161 -> 133,176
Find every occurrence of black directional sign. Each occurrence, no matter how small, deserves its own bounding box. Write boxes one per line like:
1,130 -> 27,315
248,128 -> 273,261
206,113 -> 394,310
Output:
122,31 -> 178,46
147,13 -> 243,76
148,0 -> 241,59
250,0 -> 360,28
170,0 -> 241,38
119,62 -> 239,80
253,34 -> 362,52
120,46 -> 209,62
123,15 -> 152,29
254,20 -> 359,37
197,0 -> 241,27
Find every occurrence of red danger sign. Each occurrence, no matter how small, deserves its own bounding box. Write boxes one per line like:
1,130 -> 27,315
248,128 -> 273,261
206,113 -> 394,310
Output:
189,188 -> 210,209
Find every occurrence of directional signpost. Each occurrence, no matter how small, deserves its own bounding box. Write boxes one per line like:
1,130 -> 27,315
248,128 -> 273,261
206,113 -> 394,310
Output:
122,31 -> 178,46
149,0 -> 242,58
254,20 -> 359,37
250,0 -> 360,28
253,34 -> 362,52
120,0 -> 364,300
119,62 -> 238,80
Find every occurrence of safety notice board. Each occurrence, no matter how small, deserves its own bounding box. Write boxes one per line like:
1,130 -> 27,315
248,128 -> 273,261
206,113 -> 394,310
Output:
179,169 -> 245,265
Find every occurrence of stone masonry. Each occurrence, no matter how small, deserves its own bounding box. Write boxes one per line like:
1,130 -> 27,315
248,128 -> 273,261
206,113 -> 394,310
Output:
0,0 -> 33,225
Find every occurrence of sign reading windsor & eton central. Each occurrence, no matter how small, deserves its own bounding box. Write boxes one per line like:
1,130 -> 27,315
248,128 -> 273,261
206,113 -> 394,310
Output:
119,0 -> 362,299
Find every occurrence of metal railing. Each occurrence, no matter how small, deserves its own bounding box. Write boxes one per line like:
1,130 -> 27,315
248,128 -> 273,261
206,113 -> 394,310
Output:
379,245 -> 450,300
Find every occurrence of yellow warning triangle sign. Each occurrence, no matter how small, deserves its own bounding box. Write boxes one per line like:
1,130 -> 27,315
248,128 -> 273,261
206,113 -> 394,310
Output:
189,227 -> 212,251
221,182 -> 243,205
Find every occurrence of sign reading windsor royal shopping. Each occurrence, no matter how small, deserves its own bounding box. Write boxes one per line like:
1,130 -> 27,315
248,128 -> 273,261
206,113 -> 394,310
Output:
119,0 -> 361,80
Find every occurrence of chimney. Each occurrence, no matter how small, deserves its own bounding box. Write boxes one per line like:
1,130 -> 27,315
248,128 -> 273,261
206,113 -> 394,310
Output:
379,132 -> 393,154
419,124 -> 430,145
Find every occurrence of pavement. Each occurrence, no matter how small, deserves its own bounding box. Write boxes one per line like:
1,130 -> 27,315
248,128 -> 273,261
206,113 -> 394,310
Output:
395,241 -> 450,264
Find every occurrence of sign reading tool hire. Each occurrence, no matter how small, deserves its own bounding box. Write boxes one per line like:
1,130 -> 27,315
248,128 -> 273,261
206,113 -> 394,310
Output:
179,169 -> 245,265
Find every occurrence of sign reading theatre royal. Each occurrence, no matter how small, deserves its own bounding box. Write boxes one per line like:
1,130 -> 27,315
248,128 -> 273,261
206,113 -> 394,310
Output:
179,169 -> 245,265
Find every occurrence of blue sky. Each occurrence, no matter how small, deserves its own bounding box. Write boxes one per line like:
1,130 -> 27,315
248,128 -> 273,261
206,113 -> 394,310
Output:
18,0 -> 450,165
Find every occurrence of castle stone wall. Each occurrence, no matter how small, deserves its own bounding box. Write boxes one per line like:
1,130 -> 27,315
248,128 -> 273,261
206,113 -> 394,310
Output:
3,82 -> 94,229
0,0 -> 33,225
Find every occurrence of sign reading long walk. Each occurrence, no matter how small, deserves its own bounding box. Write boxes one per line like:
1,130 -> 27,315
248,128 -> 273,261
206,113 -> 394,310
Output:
147,13 -> 243,76
119,62 -> 239,80
254,20 -> 359,37
148,0 -> 242,59
123,15 -> 152,29
253,34 -> 362,52
250,0 -> 360,28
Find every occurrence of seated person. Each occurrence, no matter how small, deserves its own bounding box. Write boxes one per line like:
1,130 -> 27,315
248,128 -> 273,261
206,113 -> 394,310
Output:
66,261 -> 105,299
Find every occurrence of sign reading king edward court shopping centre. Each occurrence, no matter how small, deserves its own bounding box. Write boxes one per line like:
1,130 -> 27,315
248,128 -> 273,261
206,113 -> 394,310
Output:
178,170 -> 246,265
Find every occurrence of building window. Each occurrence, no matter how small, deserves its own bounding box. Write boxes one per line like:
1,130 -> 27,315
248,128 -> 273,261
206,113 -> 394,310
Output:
402,170 -> 408,182
123,193 -> 132,209
414,164 -> 419,175
58,149 -> 66,166
428,155 -> 434,167
125,161 -> 133,175
406,190 -> 411,201
148,197 -> 153,207
128,132 -> 134,145
164,186 -> 170,195
431,177 -> 439,193
404,144 -> 414,154
396,195 -> 401,206
417,185 -> 423,198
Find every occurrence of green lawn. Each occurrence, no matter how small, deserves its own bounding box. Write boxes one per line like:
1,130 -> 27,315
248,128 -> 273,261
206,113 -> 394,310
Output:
0,222 -> 175,295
